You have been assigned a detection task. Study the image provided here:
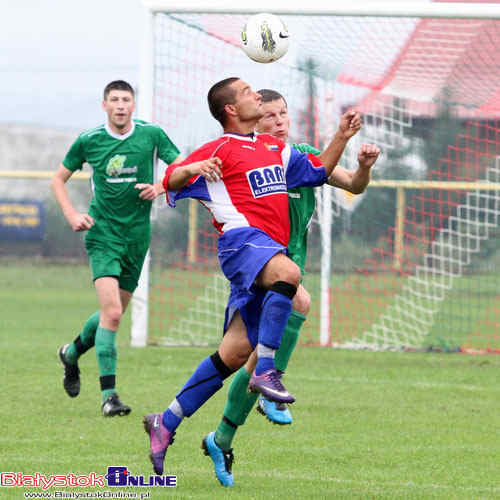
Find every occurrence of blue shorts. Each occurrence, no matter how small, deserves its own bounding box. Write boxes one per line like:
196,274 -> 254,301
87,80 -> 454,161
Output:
218,227 -> 287,347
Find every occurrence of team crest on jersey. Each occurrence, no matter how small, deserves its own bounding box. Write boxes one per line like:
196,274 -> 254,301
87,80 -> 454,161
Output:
264,143 -> 280,151
246,165 -> 286,198
106,154 -> 126,177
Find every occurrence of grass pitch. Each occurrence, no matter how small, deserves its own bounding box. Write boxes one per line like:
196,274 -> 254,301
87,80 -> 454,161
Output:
1,262 -> 500,499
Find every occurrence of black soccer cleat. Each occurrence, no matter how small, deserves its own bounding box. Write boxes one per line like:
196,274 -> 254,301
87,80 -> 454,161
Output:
101,393 -> 132,417
58,344 -> 80,398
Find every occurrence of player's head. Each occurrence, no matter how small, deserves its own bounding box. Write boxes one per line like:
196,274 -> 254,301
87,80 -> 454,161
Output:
102,80 -> 135,132
255,89 -> 290,141
208,77 -> 263,128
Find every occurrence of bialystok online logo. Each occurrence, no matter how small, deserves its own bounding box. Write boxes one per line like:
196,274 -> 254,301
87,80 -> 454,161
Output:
0,467 -> 176,490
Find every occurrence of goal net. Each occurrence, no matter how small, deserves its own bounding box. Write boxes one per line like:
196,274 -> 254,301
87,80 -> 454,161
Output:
136,1 -> 500,353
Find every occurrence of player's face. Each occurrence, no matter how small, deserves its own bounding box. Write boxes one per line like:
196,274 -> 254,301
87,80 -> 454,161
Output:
256,99 -> 290,141
231,80 -> 263,122
102,90 -> 135,133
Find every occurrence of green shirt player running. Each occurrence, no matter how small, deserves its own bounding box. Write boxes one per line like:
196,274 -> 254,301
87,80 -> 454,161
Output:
202,88 -> 380,487
51,80 -> 181,417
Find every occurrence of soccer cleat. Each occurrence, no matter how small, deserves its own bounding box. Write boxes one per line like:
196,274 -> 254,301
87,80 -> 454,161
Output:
248,368 -> 295,404
257,395 -> 293,425
101,393 -> 131,417
143,413 -> 175,475
58,344 -> 80,398
201,432 -> 234,487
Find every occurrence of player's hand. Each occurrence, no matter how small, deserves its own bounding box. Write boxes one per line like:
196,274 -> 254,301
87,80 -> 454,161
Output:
68,212 -> 94,232
193,157 -> 222,183
134,182 -> 164,200
357,144 -> 380,169
338,110 -> 362,140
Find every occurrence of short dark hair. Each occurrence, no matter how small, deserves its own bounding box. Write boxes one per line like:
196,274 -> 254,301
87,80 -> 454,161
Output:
207,77 -> 240,126
103,80 -> 135,100
257,89 -> 287,107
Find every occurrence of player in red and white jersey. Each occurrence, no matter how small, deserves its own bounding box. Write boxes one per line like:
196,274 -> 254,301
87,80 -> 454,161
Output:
144,77 -> 359,476
163,131 -> 326,247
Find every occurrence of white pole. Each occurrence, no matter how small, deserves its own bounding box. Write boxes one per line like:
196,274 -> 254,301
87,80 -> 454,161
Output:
142,0 -> 500,19
320,184 -> 332,346
131,5 -> 155,348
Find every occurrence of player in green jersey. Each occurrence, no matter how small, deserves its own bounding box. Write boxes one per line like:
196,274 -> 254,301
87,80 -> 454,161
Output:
202,89 -> 380,486
51,80 -> 181,417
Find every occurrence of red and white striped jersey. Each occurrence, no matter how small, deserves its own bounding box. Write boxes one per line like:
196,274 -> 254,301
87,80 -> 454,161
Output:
163,132 -> 326,247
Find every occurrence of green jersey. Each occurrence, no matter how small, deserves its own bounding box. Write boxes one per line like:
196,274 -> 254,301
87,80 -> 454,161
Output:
288,143 -> 321,273
63,119 -> 179,243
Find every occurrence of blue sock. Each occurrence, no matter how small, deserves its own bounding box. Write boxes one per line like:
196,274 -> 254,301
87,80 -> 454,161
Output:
255,290 -> 292,375
174,355 -> 230,419
162,408 -> 182,432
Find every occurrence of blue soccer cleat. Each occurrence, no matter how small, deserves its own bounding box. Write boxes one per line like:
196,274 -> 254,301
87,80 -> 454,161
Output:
257,395 -> 293,425
201,432 -> 234,487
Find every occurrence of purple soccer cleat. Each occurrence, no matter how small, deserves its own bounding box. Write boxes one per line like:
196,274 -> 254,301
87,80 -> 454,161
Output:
143,413 -> 175,475
248,368 -> 295,404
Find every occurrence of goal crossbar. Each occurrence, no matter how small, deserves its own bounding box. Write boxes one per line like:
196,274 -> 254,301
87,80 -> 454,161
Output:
142,1 -> 500,19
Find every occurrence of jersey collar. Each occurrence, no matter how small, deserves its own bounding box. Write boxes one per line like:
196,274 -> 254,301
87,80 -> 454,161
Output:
105,120 -> 135,140
222,131 -> 257,143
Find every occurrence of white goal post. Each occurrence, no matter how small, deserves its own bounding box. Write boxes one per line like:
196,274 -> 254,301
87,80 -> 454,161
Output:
131,1 -> 500,350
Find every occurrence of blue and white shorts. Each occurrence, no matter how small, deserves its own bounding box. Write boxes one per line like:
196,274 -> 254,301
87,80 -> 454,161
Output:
218,227 -> 287,347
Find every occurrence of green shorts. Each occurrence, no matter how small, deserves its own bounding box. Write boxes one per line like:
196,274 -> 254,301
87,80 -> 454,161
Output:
85,237 -> 149,293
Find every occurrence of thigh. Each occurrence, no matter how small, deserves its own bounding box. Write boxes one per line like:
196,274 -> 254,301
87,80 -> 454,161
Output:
94,276 -> 122,312
219,311 -> 254,371
255,252 -> 301,289
218,228 -> 286,291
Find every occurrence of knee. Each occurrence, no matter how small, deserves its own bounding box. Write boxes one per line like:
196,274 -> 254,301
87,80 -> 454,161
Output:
101,306 -> 123,329
293,287 -> 311,316
281,261 -> 301,288
220,349 -> 250,372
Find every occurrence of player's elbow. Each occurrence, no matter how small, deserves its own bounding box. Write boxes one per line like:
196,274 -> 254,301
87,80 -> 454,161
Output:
350,184 -> 366,195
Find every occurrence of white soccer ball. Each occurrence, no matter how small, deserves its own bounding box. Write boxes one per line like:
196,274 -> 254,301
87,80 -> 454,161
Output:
241,13 -> 290,64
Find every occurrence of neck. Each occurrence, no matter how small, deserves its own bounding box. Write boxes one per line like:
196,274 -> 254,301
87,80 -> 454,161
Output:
224,118 -> 258,136
108,120 -> 132,135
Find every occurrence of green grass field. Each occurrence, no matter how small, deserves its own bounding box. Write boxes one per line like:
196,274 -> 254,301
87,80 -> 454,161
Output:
1,262 -> 500,499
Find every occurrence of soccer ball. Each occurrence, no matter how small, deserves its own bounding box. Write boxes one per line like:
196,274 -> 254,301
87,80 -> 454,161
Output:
241,13 -> 290,63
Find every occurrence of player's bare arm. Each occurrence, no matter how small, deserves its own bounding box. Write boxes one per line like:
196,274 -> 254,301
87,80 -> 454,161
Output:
328,143 -> 380,194
167,157 -> 223,190
317,110 -> 361,176
51,163 -> 94,231
135,154 -> 183,200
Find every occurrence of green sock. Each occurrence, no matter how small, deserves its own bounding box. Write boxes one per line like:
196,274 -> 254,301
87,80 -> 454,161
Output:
215,367 -> 258,451
64,312 -> 100,364
95,327 -> 117,401
275,310 -> 306,372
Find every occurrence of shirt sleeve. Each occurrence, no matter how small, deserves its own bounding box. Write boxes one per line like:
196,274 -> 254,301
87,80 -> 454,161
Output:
162,148 -> 212,207
283,144 -> 328,189
157,127 -> 181,165
62,135 -> 86,171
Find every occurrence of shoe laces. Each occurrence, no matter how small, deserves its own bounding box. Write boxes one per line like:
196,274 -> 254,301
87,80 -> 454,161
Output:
109,393 -> 121,404
222,449 -> 234,473
267,370 -> 287,392
64,362 -> 79,378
